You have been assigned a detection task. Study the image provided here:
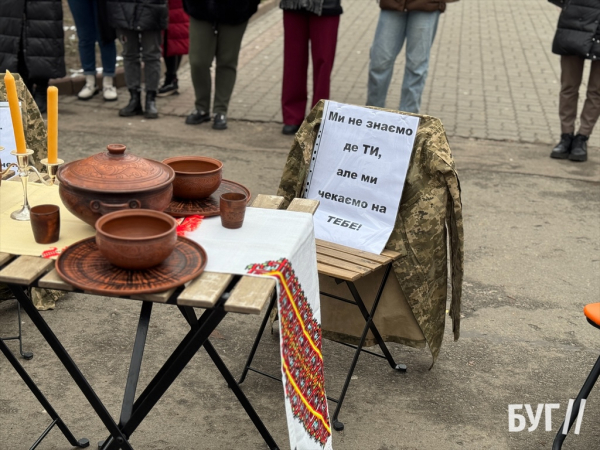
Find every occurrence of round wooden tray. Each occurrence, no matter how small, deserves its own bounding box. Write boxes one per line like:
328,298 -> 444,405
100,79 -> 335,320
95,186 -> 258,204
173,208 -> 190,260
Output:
164,179 -> 251,218
55,237 -> 207,296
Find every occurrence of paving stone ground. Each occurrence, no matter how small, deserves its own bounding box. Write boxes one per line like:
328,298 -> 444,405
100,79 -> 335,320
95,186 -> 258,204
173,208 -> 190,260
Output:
63,0 -> 599,148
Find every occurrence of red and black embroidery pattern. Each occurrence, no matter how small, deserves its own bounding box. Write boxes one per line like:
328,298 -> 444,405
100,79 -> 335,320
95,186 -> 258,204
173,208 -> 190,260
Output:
247,259 -> 331,446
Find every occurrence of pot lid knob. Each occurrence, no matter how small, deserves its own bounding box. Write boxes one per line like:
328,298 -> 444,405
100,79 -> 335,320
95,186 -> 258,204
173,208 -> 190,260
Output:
107,144 -> 127,155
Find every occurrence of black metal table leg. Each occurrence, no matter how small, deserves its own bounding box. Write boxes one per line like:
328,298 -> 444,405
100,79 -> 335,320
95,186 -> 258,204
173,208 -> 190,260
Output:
329,264 -> 406,431
119,305 -> 228,438
8,284 -> 134,450
329,297 -> 374,432
178,304 -> 279,450
203,340 -> 279,450
553,354 -> 600,450
100,301 -> 153,450
345,265 -> 407,371
1,297 -> 34,360
0,337 -> 89,449
238,292 -> 277,384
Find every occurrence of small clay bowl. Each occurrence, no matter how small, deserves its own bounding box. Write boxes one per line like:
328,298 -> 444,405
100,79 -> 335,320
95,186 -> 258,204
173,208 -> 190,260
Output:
95,209 -> 178,270
162,156 -> 223,200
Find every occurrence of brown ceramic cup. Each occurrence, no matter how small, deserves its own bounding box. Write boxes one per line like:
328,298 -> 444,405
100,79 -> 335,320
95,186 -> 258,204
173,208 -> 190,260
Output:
30,204 -> 60,244
220,193 -> 247,229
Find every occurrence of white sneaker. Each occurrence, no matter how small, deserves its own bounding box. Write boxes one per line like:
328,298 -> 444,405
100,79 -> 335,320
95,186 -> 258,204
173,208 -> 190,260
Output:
78,75 -> 98,100
102,76 -> 118,101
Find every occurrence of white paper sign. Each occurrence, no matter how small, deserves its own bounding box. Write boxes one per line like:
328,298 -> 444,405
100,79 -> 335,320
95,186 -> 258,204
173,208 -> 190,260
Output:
0,101 -> 20,170
304,101 -> 419,254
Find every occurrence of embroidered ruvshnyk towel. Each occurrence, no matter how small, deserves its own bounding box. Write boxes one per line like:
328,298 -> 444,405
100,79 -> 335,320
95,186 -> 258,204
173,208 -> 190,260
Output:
185,207 -> 333,450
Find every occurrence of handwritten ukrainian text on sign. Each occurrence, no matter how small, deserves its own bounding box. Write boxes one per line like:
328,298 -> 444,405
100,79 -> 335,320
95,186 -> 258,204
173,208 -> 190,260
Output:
304,101 -> 419,254
0,102 -> 20,170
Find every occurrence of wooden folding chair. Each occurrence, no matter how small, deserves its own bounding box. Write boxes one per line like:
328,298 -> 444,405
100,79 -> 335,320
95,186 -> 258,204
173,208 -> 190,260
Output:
239,195 -> 406,431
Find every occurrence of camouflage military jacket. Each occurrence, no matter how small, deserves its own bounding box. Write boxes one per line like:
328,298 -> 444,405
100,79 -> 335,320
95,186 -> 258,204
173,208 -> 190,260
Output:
278,100 -> 464,363
0,72 -> 46,170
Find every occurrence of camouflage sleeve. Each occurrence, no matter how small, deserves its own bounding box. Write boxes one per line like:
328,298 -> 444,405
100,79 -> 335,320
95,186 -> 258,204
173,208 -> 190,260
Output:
446,172 -> 463,341
0,73 -> 46,171
428,119 -> 463,342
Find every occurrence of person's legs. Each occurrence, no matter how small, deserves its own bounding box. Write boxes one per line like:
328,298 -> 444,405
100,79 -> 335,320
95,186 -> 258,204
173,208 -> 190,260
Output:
210,21 -> 247,129
282,11 -> 310,127
568,60 -> 600,161
118,29 -> 143,116
95,1 -> 117,79
68,0 -> 101,99
367,10 -> 407,108
158,54 -> 182,96
309,14 -> 340,109
165,55 -> 181,84
92,0 -> 117,100
213,21 -> 248,116
188,17 -> 217,115
119,29 -> 142,91
140,30 -> 162,118
559,54 -> 584,135
140,30 -> 162,92
551,55 -> 584,158
67,0 -> 97,76
400,10 -> 440,113
578,60 -> 600,137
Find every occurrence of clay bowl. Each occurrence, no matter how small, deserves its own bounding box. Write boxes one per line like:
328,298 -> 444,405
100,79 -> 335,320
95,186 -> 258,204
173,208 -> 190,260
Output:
162,156 -> 223,200
95,209 -> 178,270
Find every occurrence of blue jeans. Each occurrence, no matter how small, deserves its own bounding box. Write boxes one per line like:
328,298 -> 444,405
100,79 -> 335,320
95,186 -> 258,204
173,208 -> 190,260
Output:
367,10 -> 440,113
67,0 -> 117,77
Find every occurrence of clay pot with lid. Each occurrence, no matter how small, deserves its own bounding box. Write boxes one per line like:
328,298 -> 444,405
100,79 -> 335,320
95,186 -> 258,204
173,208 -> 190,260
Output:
57,144 -> 175,227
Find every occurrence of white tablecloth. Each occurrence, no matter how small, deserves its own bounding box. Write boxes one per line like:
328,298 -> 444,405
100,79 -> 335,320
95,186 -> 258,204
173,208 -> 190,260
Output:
186,208 -> 333,450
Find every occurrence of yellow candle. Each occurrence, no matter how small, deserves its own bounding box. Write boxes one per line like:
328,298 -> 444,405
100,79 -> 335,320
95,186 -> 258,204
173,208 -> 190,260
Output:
47,86 -> 58,164
3,70 -> 27,153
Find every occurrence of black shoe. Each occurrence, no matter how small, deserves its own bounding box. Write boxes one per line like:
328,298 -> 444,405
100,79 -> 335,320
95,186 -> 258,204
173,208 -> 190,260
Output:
213,113 -> 227,130
569,134 -> 588,162
282,124 -> 300,135
185,109 -> 211,125
144,91 -> 158,119
157,78 -> 179,97
550,133 -> 573,159
119,89 -> 143,117
33,90 -> 47,114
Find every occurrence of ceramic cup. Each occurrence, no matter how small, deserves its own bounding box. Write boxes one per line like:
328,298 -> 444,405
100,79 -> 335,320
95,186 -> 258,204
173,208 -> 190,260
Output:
220,193 -> 247,229
30,204 -> 60,244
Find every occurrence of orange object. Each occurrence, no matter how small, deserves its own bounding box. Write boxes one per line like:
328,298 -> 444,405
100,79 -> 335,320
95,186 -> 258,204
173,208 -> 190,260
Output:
3,70 -> 27,153
47,86 -> 58,163
584,303 -> 600,327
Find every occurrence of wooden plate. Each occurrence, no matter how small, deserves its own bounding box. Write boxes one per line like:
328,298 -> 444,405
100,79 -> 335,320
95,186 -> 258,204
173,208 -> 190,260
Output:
164,179 -> 251,218
55,237 -> 207,296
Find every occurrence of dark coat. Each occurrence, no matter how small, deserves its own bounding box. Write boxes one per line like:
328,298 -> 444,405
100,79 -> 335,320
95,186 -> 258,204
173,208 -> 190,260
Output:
380,0 -> 459,13
0,0 -> 66,80
107,0 -> 169,31
164,0 -> 189,57
552,0 -> 600,60
279,0 -> 343,16
183,0 -> 260,25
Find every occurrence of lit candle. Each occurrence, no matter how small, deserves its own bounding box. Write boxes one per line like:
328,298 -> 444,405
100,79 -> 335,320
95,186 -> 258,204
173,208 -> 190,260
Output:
47,86 -> 58,164
3,70 -> 27,153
